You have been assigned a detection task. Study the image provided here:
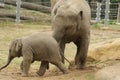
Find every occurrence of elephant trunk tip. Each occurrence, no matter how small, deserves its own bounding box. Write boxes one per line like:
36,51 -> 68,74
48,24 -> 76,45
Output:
0,62 -> 10,71
0,57 -> 14,71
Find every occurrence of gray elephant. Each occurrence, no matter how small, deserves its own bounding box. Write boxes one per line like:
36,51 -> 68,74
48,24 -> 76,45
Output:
51,0 -> 91,69
0,32 -> 69,76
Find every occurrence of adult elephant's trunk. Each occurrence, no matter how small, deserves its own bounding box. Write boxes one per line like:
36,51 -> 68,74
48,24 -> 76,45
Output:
0,55 -> 14,70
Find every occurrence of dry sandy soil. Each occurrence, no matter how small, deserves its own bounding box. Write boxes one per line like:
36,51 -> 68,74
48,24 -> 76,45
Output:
0,24 -> 120,80
0,67 -> 95,80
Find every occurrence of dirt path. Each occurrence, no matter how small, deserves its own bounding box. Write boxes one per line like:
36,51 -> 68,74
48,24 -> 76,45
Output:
0,67 -> 95,80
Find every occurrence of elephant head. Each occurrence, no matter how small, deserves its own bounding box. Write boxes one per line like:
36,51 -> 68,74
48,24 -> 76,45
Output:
0,39 -> 22,70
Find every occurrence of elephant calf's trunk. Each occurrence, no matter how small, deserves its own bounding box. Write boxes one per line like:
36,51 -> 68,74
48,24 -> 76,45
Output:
0,56 -> 13,71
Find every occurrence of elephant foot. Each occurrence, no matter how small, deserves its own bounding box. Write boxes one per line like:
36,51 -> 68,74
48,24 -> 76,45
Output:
68,64 -> 76,70
52,67 -> 69,74
21,73 -> 28,77
68,61 -> 79,70
52,68 -> 60,73
69,64 -> 85,70
63,69 -> 69,74
76,66 -> 84,69
75,63 -> 86,70
79,65 -> 85,69
36,71 -> 45,76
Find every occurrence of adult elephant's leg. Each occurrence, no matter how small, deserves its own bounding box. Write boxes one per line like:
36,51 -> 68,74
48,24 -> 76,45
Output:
52,17 -> 66,63
74,37 -> 90,69
74,40 -> 81,69
53,29 -> 66,63
36,61 -> 49,76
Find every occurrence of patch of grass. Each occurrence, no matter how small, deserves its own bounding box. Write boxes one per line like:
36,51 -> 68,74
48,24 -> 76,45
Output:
0,51 -> 8,66
1,4 -> 51,23
73,71 -> 96,80
85,73 -> 96,80
5,4 -> 16,10
0,21 -> 51,29
0,21 -> 15,27
100,19 -> 116,25
92,23 -> 102,29
109,24 -> 120,30
92,23 -> 120,30
109,20 -> 117,25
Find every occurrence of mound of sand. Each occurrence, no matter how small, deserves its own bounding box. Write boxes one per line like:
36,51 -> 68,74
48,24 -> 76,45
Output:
88,38 -> 120,61
95,63 -> 120,80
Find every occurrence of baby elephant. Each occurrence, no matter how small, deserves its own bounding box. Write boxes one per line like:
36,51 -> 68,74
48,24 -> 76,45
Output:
0,32 -> 69,76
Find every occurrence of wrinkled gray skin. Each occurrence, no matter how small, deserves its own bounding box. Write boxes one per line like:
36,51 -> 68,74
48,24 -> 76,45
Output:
0,32 -> 68,76
51,0 -> 91,69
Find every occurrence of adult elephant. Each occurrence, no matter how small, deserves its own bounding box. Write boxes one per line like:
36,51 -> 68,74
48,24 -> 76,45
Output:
51,0 -> 91,69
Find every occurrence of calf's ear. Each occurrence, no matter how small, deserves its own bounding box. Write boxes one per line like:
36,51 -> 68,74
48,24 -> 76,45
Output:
15,39 -> 22,53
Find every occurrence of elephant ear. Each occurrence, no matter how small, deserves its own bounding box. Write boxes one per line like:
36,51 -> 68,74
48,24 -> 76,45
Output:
76,11 -> 83,30
79,11 -> 83,20
15,39 -> 22,57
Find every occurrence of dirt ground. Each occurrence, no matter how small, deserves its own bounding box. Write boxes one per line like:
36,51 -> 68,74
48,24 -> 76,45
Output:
0,67 -> 95,80
0,25 -> 120,80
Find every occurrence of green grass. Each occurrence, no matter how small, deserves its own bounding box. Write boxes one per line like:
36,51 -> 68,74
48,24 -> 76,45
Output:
85,73 -> 96,80
0,4 -> 51,24
91,22 -> 120,30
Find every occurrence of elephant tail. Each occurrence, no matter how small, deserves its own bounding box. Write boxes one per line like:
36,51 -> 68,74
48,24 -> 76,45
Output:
59,48 -> 72,65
